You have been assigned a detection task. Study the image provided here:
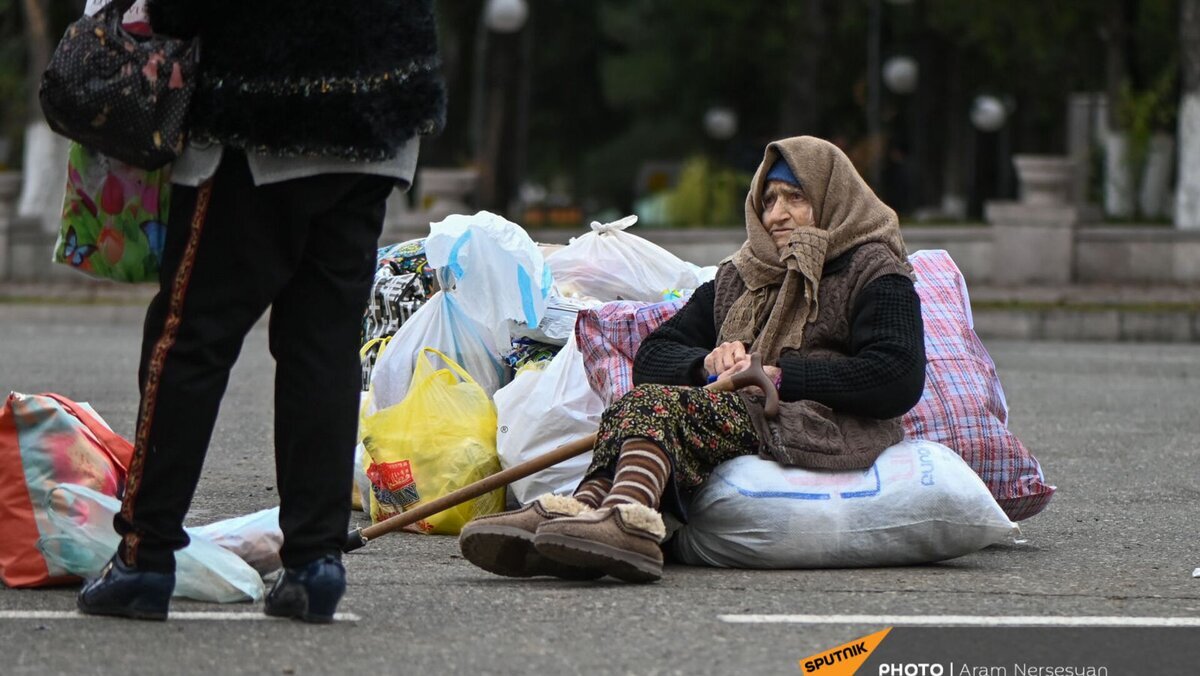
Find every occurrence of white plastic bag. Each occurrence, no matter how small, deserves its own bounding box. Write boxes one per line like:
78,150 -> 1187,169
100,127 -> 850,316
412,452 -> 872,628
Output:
671,440 -> 1019,568
369,283 -> 508,410
493,334 -> 603,504
353,441 -> 373,512
544,215 -> 705,302
190,507 -> 282,577
37,484 -> 264,602
425,211 -> 552,350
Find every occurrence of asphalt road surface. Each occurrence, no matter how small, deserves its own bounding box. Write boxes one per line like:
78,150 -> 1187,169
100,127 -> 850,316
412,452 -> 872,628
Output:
1,307 -> 1198,674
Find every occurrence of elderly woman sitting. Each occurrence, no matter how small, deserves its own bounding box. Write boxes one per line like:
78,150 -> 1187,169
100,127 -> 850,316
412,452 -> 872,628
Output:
460,136 -> 926,583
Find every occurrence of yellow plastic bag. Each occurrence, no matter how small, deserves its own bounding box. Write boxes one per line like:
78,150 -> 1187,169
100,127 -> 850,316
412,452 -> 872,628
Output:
361,348 -> 504,534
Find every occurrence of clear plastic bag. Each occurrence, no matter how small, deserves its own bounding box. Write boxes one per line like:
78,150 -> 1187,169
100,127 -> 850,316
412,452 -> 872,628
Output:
37,483 -> 265,603
190,507 -> 282,577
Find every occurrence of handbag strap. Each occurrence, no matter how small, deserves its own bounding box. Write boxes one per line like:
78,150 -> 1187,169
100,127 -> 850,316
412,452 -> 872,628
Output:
108,0 -> 138,15
40,393 -> 134,474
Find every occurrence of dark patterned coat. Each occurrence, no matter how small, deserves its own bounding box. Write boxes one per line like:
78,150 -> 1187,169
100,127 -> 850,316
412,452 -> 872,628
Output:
147,0 -> 446,161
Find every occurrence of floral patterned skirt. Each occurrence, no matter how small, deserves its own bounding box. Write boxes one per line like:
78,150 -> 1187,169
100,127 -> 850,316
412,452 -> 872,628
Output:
586,383 -> 762,494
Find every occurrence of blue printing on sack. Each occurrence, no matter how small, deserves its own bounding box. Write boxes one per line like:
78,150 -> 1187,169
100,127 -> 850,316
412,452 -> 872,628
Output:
838,464 -> 882,498
711,464 -> 882,500
447,229 -> 472,280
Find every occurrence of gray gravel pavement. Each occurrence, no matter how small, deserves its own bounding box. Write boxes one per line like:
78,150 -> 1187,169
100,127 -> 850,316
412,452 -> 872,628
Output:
1,310 -> 1198,674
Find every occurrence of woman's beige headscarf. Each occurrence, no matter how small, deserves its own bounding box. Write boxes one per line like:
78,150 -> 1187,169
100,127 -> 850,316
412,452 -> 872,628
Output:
718,136 -> 911,363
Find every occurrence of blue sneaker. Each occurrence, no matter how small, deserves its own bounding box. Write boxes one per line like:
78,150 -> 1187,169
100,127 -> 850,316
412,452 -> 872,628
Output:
77,555 -> 174,621
264,555 -> 346,624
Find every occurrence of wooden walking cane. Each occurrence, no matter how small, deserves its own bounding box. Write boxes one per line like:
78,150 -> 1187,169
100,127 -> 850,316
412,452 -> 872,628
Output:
343,353 -> 781,552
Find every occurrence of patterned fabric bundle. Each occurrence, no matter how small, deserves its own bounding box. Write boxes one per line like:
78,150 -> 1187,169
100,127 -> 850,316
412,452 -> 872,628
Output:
575,298 -> 687,406
900,250 -> 1055,521
361,272 -> 430,344
504,338 -> 560,371
360,239 -> 438,389
378,238 -> 437,283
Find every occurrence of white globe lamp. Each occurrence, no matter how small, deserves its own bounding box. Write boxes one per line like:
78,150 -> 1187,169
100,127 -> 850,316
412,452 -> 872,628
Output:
703,107 -> 738,141
485,0 -> 528,33
970,95 -> 1007,132
882,56 -> 919,94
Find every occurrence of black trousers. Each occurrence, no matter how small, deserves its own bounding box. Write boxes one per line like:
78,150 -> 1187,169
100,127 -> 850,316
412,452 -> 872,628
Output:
115,151 -> 393,572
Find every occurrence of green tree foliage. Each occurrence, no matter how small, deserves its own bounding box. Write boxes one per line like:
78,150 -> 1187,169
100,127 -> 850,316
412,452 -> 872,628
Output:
431,1 -> 1180,220
580,1 -> 808,211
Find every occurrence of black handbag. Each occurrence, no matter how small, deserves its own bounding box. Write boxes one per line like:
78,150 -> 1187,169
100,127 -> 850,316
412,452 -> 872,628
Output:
38,0 -> 198,170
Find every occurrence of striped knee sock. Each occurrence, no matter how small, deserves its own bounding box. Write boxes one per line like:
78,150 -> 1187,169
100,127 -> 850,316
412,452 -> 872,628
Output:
572,477 -> 612,509
601,439 -> 670,510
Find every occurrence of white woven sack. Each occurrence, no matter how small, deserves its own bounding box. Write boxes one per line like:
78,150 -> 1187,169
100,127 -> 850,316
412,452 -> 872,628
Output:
493,334 -> 603,504
671,440 -> 1019,568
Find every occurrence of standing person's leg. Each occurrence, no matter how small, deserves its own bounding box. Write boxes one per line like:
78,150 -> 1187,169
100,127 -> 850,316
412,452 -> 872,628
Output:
534,384 -> 762,583
262,173 -> 393,622
79,153 -> 303,619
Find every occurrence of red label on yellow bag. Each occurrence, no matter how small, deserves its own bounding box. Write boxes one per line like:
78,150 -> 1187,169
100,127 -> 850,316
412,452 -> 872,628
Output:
365,460 -> 421,519
361,348 -> 505,535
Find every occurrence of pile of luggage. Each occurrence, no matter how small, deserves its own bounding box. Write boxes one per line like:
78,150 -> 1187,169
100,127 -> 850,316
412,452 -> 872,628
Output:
354,212 -> 711,532
353,211 -> 1055,568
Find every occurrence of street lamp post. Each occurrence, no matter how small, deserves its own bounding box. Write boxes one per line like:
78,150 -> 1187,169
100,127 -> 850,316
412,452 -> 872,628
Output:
472,0 -> 529,214
880,54 -> 919,214
867,0 -> 883,188
867,0 -> 916,190
967,94 -> 1010,217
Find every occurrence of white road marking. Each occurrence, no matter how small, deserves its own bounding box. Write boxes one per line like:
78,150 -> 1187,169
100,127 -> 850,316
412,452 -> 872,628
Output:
718,614 -> 1200,627
0,610 -> 360,622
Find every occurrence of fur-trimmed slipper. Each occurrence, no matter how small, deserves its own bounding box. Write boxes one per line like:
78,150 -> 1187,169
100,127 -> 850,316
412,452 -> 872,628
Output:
532,503 -> 666,583
459,495 -> 602,580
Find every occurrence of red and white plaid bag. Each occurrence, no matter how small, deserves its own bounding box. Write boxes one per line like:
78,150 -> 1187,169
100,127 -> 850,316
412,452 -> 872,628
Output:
575,298 -> 686,406
901,250 -> 1054,521
576,251 -> 1054,521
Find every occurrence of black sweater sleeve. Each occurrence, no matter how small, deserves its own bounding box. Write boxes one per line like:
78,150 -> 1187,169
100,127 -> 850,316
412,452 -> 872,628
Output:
778,274 -> 926,419
631,282 -> 718,387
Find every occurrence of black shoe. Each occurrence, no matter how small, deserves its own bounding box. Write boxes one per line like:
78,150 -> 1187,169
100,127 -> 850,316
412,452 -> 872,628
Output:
264,554 -> 346,624
77,555 -> 174,621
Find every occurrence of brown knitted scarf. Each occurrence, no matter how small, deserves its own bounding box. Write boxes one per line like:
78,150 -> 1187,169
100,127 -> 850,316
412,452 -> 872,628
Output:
718,136 -> 912,363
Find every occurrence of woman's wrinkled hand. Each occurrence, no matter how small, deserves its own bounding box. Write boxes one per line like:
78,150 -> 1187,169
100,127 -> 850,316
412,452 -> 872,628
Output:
704,341 -> 747,380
